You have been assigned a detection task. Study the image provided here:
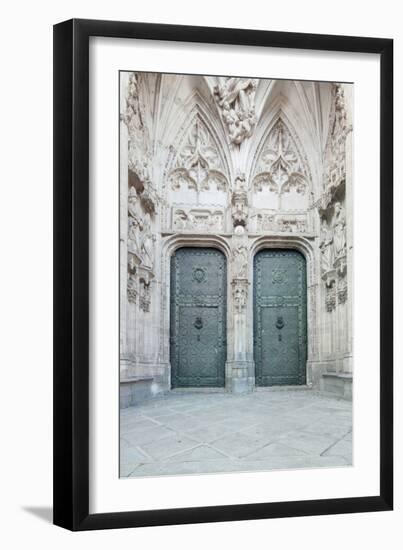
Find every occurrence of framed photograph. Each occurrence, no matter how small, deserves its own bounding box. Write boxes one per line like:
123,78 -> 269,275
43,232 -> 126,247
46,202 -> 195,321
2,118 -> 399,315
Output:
53,19 -> 393,530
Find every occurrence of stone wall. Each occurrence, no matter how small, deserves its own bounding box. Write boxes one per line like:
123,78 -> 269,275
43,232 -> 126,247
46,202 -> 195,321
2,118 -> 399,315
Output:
119,73 -> 353,401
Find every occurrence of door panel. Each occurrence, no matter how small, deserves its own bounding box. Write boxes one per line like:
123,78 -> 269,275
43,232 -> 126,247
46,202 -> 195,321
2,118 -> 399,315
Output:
170,248 -> 226,388
254,249 -> 307,386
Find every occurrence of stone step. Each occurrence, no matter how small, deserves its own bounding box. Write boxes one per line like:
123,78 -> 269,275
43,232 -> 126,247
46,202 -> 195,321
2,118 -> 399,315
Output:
320,373 -> 352,400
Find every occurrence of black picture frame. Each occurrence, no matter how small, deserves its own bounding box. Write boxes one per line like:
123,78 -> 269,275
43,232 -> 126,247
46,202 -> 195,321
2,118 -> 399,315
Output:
53,18 -> 393,531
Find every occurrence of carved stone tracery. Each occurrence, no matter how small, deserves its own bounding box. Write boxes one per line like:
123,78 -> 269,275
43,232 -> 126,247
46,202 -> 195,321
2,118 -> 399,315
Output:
168,115 -> 228,192
253,119 -> 308,195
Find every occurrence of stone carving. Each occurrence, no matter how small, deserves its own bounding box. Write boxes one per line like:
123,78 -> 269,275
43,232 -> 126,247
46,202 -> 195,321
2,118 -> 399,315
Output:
337,278 -> 348,305
140,213 -> 156,270
325,280 -> 336,312
127,186 -> 143,255
320,198 -> 348,311
252,211 -> 307,233
214,77 -> 258,145
168,116 -> 228,192
319,218 -> 334,274
231,174 -> 248,228
124,73 -> 152,184
232,279 -> 249,311
172,208 -> 224,232
323,83 -> 351,192
140,183 -> 158,215
127,186 -> 156,312
139,280 -> 151,312
332,202 -> 347,260
278,217 -> 307,233
232,244 -> 248,279
127,256 -> 138,304
253,119 -> 308,194
127,273 -> 138,304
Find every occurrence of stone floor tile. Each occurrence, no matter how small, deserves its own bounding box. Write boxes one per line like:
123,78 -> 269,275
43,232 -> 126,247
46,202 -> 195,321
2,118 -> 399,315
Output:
123,425 -> 174,446
121,390 -> 353,477
211,431 -> 267,458
321,437 -> 352,458
139,433 -> 200,460
244,442 -> 309,459
279,431 -> 339,455
165,444 -> 228,462
120,445 -> 151,464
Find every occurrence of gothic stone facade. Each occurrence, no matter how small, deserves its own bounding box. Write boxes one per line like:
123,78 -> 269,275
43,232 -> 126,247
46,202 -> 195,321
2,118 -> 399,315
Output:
119,73 -> 353,406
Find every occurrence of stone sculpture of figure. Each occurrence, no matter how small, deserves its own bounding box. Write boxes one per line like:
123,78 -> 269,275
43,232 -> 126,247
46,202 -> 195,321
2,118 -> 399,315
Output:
186,212 -> 196,230
127,187 -> 143,254
140,213 -> 156,270
234,174 -> 246,192
319,218 -> 334,273
214,77 -> 257,144
210,212 -> 223,232
233,286 -> 247,311
233,245 -> 248,279
173,210 -> 188,230
332,202 -> 347,259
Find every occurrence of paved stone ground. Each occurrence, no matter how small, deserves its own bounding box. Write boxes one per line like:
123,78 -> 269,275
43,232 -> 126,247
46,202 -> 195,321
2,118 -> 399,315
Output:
120,389 -> 352,478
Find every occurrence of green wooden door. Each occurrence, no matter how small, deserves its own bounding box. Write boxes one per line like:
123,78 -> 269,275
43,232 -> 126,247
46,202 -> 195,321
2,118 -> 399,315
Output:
254,249 -> 307,386
170,248 -> 227,388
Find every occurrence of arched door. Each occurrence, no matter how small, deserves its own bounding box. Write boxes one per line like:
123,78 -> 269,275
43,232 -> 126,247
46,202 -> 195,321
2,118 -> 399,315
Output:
170,248 -> 227,388
253,249 -> 307,386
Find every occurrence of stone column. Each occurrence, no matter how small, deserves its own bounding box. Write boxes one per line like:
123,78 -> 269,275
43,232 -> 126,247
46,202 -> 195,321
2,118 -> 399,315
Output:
226,175 -> 255,393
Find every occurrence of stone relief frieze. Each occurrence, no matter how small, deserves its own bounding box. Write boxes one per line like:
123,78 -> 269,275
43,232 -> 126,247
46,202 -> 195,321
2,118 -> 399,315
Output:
251,210 -> 308,233
213,77 -> 258,145
168,115 -> 228,193
172,207 -> 225,233
253,119 -> 308,195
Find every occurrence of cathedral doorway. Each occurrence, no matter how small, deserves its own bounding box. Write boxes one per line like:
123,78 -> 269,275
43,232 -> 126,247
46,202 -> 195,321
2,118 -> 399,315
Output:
253,249 -> 307,386
170,247 -> 227,388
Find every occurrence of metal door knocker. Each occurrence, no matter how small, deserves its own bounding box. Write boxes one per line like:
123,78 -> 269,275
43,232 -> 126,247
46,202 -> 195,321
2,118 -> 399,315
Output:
276,315 -> 285,341
194,316 -> 203,340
